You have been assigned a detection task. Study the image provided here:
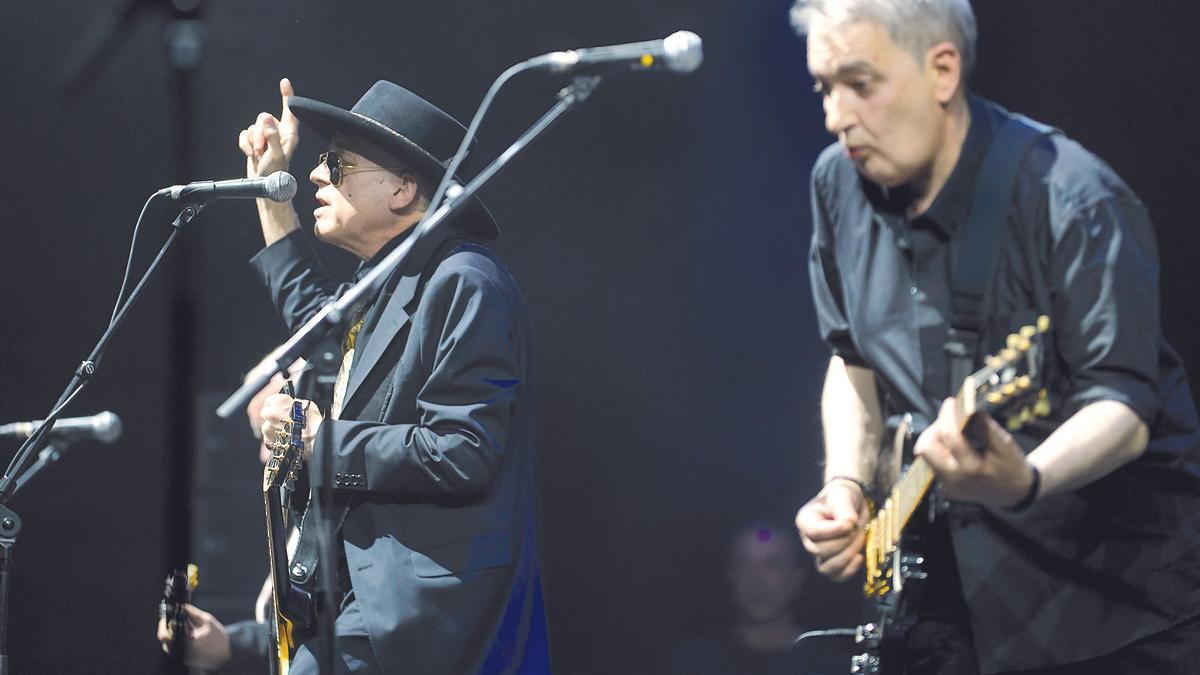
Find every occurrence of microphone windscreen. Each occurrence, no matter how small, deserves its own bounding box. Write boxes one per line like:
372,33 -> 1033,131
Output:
264,171 -> 298,202
664,31 -> 703,73
94,411 -> 123,444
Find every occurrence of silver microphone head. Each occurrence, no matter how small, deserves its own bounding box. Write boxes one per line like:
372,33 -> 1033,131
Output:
92,411 -> 123,444
263,171 -> 298,202
663,31 -> 703,73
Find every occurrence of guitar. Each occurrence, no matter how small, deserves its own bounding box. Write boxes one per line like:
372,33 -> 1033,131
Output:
159,563 -> 199,655
263,386 -> 310,675
850,317 -> 1052,674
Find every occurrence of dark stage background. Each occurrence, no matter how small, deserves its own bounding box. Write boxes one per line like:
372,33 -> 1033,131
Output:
1,1 -> 1197,673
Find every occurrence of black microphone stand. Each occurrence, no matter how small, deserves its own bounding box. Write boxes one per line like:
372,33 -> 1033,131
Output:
216,72 -> 603,671
0,197 -> 209,675
0,437 -> 75,675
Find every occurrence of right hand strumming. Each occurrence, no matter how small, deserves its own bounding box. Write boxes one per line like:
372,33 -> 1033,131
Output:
795,480 -> 869,582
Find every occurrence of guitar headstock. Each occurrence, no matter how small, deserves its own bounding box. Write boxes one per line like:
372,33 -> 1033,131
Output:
263,392 -> 306,492
159,563 -> 198,647
960,315 -> 1052,431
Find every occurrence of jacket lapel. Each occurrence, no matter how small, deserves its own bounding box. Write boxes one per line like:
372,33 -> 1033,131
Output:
338,230 -> 451,417
339,272 -> 418,417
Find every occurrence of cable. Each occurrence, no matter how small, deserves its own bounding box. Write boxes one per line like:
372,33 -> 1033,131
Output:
109,192 -> 157,326
2,195 -> 178,495
428,59 -> 538,215
793,627 -> 858,646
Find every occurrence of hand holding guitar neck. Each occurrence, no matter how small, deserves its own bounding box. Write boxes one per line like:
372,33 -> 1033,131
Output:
913,398 -> 1037,508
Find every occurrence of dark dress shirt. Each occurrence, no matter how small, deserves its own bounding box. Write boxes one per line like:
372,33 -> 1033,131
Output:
808,95 -> 1200,672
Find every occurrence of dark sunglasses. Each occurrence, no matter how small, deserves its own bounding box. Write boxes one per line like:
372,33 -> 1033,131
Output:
318,151 -> 405,186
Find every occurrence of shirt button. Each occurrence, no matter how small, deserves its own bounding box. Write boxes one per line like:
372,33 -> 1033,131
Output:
909,286 -> 918,296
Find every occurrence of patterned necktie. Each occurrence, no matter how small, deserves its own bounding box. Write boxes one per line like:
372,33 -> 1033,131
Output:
329,307 -> 365,420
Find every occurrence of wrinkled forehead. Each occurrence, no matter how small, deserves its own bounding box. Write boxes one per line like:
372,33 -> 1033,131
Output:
805,18 -> 903,77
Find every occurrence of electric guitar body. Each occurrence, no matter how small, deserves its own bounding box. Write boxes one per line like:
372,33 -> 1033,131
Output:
850,317 -> 1052,674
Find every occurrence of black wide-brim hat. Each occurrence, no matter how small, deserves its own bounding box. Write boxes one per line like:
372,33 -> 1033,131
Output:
288,80 -> 498,239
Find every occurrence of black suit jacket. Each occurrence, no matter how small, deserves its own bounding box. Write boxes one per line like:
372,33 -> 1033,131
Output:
249,228 -> 547,674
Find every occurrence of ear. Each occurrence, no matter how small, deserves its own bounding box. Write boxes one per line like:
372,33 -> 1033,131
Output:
926,41 -> 964,104
388,170 -> 420,212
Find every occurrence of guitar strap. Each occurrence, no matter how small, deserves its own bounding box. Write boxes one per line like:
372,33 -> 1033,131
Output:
944,113 -> 1054,393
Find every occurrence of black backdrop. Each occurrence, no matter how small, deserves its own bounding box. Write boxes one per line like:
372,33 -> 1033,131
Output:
1,1 -> 1198,673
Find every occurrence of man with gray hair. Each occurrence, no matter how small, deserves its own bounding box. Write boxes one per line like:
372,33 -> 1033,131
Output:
791,1 -> 1200,673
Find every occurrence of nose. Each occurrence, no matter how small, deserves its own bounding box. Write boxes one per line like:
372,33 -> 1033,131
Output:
823,88 -> 856,137
310,157 -> 330,187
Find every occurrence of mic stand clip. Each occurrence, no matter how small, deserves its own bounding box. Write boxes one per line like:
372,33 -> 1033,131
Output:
170,198 -> 210,230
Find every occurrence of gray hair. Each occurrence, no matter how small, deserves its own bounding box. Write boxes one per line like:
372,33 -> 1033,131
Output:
790,0 -> 977,78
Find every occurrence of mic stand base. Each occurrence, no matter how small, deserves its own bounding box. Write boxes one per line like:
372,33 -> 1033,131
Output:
0,505 -> 23,675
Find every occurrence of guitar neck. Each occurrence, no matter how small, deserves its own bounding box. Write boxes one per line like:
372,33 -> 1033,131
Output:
885,393 -> 972,523
863,387 -> 976,596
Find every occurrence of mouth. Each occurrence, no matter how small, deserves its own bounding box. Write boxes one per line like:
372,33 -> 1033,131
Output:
845,145 -> 867,161
313,193 -> 332,218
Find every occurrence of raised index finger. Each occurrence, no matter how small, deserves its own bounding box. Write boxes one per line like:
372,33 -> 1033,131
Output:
279,77 -> 296,124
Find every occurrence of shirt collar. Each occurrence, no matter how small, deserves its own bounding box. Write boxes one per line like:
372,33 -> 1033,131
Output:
916,94 -> 996,238
353,226 -> 416,282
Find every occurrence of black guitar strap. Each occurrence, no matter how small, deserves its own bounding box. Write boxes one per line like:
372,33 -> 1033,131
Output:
944,113 -> 1054,391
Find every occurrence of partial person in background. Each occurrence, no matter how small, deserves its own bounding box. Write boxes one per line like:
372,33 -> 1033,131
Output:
663,521 -> 840,675
156,367 -> 294,672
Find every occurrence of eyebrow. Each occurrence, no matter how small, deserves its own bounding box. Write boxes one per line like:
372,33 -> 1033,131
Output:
811,59 -> 881,83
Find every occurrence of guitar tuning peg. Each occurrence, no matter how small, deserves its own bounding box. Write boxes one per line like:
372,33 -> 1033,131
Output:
1000,347 -> 1018,363
1033,396 -> 1052,418
1001,383 -> 1018,397
1006,416 -> 1022,431
1006,334 -> 1020,349
1038,315 -> 1051,332
987,391 -> 1005,406
1016,337 -> 1032,352
1015,375 -> 1032,390
1019,325 -> 1036,338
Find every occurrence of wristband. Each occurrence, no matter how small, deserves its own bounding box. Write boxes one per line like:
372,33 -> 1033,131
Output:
825,475 -> 869,496
1005,463 -> 1041,512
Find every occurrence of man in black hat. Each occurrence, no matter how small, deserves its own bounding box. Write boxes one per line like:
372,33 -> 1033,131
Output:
163,77 -> 549,674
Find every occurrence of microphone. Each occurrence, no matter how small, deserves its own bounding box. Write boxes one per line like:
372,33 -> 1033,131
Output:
0,412 -> 123,444
529,31 -> 703,75
158,171 -> 297,202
